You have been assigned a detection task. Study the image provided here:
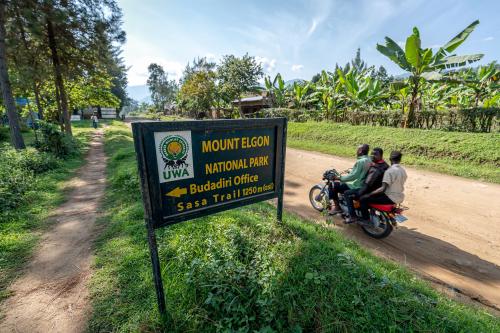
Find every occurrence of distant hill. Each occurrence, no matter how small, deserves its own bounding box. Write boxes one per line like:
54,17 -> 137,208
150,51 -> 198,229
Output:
285,79 -> 306,86
127,85 -> 151,103
393,73 -> 411,80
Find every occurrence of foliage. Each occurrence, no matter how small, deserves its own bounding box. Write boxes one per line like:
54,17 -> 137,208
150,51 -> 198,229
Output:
217,54 -> 263,117
86,122 -> 500,332
147,63 -> 178,112
3,0 -> 126,137
264,73 -> 287,107
178,71 -> 217,118
171,41 -> 496,132
288,121 -> 500,183
67,71 -> 121,111
337,68 -> 387,109
181,57 -> 217,84
376,20 -> 483,127
35,121 -> 78,157
0,146 -> 59,210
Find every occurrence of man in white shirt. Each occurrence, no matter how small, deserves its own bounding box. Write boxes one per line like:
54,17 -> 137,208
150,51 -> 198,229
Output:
91,113 -> 99,129
359,151 -> 407,220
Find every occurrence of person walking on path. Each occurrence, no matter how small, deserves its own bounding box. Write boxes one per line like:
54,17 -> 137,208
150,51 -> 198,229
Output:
91,113 -> 99,129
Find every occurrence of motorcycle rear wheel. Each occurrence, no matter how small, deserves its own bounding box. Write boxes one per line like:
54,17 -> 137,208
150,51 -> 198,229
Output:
309,184 -> 328,212
361,212 -> 393,239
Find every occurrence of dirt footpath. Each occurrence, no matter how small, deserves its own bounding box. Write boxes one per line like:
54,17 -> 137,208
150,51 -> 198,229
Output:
0,130 -> 106,333
284,148 -> 500,311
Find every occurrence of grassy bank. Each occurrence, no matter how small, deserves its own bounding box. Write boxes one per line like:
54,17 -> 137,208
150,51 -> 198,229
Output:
288,122 -> 500,183
87,121 -> 499,332
0,121 -> 95,302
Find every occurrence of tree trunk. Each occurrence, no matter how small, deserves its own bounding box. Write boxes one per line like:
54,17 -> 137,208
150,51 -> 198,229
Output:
238,98 -> 245,118
33,82 -> 43,119
406,76 -> 419,128
54,80 -> 64,131
46,18 -> 72,135
0,1 -> 25,149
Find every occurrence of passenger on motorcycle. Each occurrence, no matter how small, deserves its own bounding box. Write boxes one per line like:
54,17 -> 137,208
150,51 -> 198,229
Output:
359,151 -> 407,220
328,144 -> 371,215
344,147 -> 389,224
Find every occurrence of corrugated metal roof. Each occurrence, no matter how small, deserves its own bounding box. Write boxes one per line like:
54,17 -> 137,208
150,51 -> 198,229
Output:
233,96 -> 264,103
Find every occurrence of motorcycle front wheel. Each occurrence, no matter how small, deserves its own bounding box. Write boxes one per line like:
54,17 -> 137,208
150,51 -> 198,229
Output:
309,184 -> 328,212
361,211 -> 393,239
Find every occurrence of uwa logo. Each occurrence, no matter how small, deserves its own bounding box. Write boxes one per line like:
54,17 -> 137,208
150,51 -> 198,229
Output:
154,131 -> 194,183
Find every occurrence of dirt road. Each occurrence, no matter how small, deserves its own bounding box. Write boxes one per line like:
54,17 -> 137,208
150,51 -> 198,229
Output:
0,131 -> 106,333
284,148 -> 500,310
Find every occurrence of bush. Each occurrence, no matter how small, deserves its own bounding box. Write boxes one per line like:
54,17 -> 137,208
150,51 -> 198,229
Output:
0,146 -> 60,210
256,108 -> 322,122
255,108 -> 499,132
0,164 -> 34,210
35,121 -> 78,157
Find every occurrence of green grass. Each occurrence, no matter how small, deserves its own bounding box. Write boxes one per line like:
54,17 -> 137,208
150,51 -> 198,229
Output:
287,122 -> 500,183
87,121 -> 500,332
0,121 -> 96,302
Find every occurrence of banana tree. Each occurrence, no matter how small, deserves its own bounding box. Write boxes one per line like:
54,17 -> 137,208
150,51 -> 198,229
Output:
337,68 -> 386,110
376,20 -> 483,127
310,70 -> 342,120
389,81 -> 410,114
264,73 -> 288,107
290,81 -> 314,108
445,62 -> 499,107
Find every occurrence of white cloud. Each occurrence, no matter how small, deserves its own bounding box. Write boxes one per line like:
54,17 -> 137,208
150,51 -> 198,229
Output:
256,56 -> 277,73
483,36 -> 494,41
127,59 -> 184,86
291,64 -> 304,72
124,34 -> 185,85
307,18 -> 319,37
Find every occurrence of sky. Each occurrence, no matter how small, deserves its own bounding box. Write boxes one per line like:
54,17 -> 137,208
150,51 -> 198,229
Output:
118,0 -> 500,88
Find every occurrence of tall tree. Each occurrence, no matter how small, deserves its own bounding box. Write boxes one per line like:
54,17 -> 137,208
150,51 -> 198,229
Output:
351,48 -> 367,72
181,57 -> 216,84
8,2 -> 47,119
147,63 -> 178,112
0,0 -> 25,149
178,70 -> 217,118
217,54 -> 263,118
45,12 -> 71,134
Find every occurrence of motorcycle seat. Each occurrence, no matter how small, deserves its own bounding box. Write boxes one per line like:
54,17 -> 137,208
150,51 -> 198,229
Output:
369,203 -> 395,212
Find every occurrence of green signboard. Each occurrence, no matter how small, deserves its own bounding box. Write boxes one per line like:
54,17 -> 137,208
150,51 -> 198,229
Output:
132,118 -> 287,316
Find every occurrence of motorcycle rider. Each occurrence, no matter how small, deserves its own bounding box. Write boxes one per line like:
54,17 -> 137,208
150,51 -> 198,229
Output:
344,147 -> 389,224
359,150 -> 407,220
328,144 -> 371,215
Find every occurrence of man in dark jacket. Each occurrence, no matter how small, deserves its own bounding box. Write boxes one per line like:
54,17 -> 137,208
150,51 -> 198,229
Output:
344,147 -> 389,223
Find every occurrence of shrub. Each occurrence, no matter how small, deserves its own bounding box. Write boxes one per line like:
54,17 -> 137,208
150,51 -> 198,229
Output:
254,107 -> 499,132
0,163 -> 34,210
256,108 -> 322,122
35,121 -> 78,157
0,146 -> 60,210
1,146 -> 60,173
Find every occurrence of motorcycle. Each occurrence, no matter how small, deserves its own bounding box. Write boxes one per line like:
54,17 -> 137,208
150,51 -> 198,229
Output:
309,168 -> 408,239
